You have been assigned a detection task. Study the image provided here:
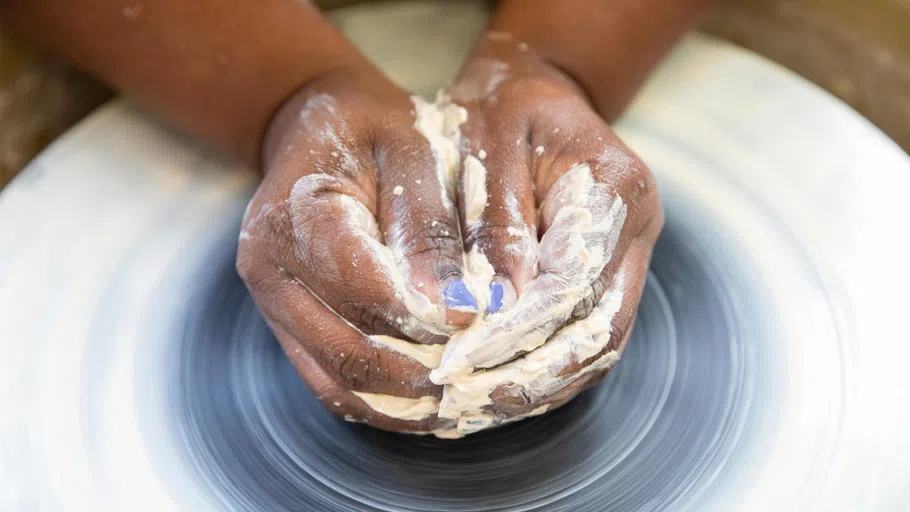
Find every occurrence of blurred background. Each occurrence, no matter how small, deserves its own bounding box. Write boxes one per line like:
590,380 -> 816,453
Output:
2,0 -> 909,189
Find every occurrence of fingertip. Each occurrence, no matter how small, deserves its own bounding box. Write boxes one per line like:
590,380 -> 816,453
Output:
446,309 -> 477,327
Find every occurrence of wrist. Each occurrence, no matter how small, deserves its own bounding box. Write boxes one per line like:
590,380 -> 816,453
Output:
485,0 -> 712,121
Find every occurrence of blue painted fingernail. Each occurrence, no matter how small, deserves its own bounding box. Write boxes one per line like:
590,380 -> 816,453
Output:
487,282 -> 505,313
443,278 -> 478,310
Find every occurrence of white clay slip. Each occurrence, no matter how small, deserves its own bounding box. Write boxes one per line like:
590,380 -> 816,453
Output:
462,155 -> 489,228
437,288 -> 624,431
369,335 -> 446,369
288,94 -> 626,436
411,92 -> 467,210
352,392 -> 440,421
431,163 -> 627,384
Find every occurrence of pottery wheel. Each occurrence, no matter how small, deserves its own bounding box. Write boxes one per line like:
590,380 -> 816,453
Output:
3,3 -> 910,511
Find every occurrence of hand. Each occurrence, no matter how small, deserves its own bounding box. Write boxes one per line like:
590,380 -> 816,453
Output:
429,33 -> 664,435
236,67 -> 492,435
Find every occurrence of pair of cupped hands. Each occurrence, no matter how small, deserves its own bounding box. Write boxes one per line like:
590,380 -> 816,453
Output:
237,32 -> 663,437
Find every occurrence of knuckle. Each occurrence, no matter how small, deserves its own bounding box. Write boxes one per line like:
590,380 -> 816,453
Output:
324,341 -> 388,391
371,121 -> 429,167
236,251 -> 282,297
399,221 -> 463,266
246,202 -> 297,263
236,205 -> 301,297
590,145 -> 649,185
569,295 -> 596,325
235,246 -> 265,289
570,272 -> 608,323
472,220 -> 530,249
337,301 -> 403,339
234,236 -> 255,277
294,207 -> 335,246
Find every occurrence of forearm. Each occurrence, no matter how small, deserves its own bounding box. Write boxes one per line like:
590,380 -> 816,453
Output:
0,0 -> 369,168
487,0 -> 714,121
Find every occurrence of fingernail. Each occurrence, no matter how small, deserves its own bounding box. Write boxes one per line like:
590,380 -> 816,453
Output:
487,282 -> 505,313
443,278 -> 478,311
486,277 -> 517,314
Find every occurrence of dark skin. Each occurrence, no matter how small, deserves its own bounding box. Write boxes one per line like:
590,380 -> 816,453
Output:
2,0 -> 711,433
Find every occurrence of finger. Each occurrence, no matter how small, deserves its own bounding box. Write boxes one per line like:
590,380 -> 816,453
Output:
269,322 -> 451,434
373,96 -> 487,327
431,161 -> 628,383
554,134 -> 661,324
237,233 -> 444,399
487,235 -> 653,419
457,123 -> 538,315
